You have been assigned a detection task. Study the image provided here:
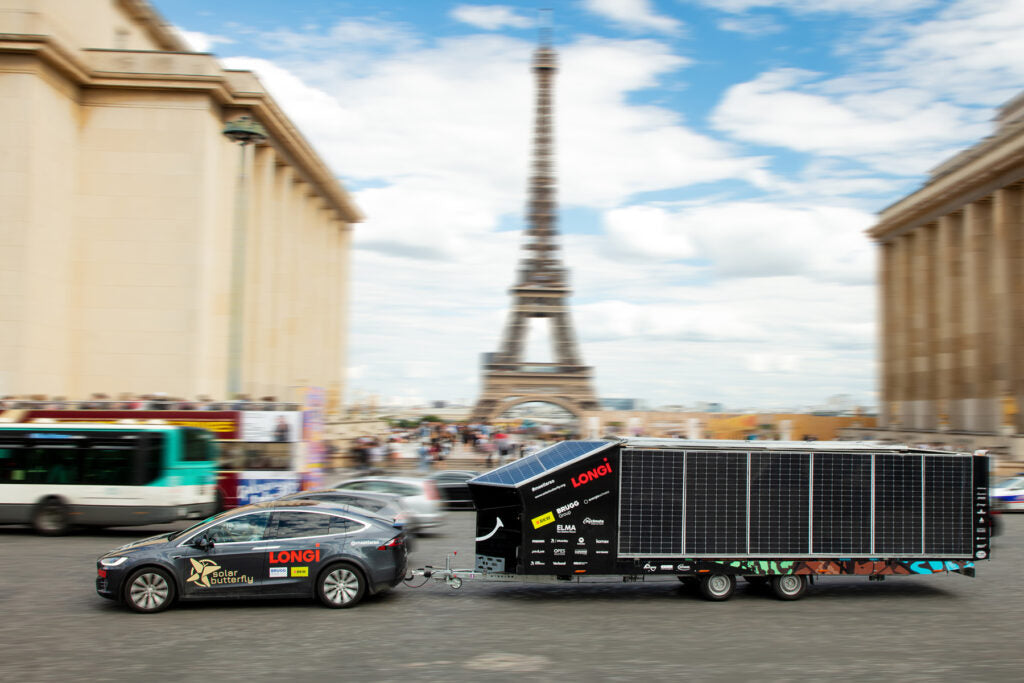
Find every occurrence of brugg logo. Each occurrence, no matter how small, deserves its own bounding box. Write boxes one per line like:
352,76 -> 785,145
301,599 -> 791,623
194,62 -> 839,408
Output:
571,458 -> 612,488
187,558 -> 221,588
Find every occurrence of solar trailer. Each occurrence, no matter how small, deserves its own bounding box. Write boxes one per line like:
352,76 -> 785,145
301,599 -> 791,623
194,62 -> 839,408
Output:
462,438 -> 991,600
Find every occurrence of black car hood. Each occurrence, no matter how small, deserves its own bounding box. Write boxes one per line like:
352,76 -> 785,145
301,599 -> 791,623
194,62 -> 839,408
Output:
107,532 -> 175,555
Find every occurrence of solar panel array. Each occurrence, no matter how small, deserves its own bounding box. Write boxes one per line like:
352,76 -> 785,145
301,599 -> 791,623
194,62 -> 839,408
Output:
619,449 -> 684,555
471,440 -> 611,486
618,448 -> 974,557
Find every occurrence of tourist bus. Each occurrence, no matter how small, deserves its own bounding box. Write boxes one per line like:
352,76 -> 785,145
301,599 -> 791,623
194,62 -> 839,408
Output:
0,423 -> 218,534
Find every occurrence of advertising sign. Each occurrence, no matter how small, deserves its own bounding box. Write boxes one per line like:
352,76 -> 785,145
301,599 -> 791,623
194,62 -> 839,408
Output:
240,411 -> 302,442
235,471 -> 302,505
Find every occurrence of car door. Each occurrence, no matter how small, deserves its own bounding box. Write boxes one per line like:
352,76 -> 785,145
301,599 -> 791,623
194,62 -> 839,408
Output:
174,510 -> 272,599
263,510 -> 336,596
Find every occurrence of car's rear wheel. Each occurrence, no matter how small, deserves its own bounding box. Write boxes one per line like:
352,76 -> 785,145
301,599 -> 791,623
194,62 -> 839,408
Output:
770,574 -> 808,601
124,567 -> 175,613
318,563 -> 366,608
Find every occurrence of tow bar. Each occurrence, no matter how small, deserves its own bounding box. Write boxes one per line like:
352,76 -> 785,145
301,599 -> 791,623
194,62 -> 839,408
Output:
405,551 -> 481,589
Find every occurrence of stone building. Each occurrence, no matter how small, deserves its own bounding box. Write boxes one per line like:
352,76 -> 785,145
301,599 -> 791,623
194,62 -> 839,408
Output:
0,0 -> 362,404
846,91 -> 1024,458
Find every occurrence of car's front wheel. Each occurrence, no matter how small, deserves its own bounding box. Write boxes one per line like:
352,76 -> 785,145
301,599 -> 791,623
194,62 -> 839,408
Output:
318,563 -> 366,608
124,567 -> 175,613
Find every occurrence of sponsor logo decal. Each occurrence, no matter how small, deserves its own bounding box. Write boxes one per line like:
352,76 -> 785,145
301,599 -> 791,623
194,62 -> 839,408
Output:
530,560 -> 546,567
553,548 -> 566,556
575,549 -> 588,556
556,501 -> 580,518
582,517 -> 604,526
532,511 -> 555,529
577,537 -> 586,545
552,561 -> 567,567
676,564 -> 690,571
531,479 -> 555,492
642,562 -> 657,572
660,564 -> 673,571
573,561 -> 587,566
535,483 -> 566,499
584,490 -> 610,504
531,549 -> 545,555
269,549 -> 321,564
187,558 -> 254,587
595,550 -> 609,555
352,540 -> 384,547
571,458 -> 613,489
551,538 -> 568,544
269,567 -> 287,579
595,539 -> 609,544
556,524 -> 576,534
291,566 -> 309,578
531,539 -> 545,544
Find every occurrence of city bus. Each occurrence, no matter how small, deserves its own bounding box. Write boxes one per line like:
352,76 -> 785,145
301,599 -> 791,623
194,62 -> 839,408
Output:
0,423 -> 219,534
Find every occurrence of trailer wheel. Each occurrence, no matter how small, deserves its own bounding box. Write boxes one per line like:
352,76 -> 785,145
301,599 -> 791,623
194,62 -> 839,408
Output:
770,575 -> 807,601
699,573 -> 736,601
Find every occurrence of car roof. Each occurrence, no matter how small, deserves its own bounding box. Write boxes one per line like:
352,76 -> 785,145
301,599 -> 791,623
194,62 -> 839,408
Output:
230,498 -> 389,522
337,476 -> 428,486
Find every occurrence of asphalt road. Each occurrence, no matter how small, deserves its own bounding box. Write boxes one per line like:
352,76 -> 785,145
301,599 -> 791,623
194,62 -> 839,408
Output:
1,513 -> 1021,682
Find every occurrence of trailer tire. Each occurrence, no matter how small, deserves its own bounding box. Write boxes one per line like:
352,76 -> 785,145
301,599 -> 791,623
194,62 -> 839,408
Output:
699,573 -> 735,601
770,575 -> 807,601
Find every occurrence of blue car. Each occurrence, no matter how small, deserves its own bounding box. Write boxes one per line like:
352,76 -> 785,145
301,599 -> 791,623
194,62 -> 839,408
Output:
96,499 -> 407,612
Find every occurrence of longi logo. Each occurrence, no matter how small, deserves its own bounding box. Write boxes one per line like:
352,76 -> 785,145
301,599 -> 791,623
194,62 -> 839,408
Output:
269,549 -> 321,564
571,458 -> 612,488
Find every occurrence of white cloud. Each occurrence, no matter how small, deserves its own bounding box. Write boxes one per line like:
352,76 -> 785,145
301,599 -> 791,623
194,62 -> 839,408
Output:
717,14 -> 785,35
694,0 -> 937,15
174,29 -> 233,53
602,201 -> 875,284
451,5 -> 533,30
581,0 -> 684,34
711,68 -> 989,174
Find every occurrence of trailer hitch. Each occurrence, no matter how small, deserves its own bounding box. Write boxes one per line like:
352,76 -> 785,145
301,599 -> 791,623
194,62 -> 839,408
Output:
406,551 -> 480,589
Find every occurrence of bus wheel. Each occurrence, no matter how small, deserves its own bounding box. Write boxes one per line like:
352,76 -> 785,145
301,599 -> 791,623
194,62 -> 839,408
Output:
770,575 -> 808,601
699,573 -> 736,601
32,498 -> 70,536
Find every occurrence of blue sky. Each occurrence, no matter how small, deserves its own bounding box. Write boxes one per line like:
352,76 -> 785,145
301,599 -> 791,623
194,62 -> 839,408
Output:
154,0 -> 1024,410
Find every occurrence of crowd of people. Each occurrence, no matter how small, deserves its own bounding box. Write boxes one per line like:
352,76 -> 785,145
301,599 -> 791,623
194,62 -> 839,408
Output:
0,393 -> 301,411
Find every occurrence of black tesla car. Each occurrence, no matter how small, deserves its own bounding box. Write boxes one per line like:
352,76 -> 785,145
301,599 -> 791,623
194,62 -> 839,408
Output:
96,499 -> 407,613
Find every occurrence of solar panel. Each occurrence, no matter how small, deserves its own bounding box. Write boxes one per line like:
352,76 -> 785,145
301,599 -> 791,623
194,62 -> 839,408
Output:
618,449 -> 684,556
749,452 -> 810,554
812,452 -> 871,554
470,440 -> 611,486
875,454 -> 923,554
924,455 -> 972,555
685,451 -> 747,555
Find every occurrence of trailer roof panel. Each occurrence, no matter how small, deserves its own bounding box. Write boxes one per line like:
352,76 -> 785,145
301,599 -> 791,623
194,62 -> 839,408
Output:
470,440 -> 614,487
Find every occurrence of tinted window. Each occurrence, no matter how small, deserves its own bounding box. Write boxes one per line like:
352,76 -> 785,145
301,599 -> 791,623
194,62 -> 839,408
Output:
330,516 -> 355,534
339,481 -> 374,491
182,428 -> 214,462
271,511 -> 332,539
82,446 -> 134,486
316,494 -> 385,512
205,512 -> 272,543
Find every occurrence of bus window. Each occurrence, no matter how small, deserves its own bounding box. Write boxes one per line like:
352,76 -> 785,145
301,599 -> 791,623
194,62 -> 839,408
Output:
0,445 -> 24,483
182,428 -> 215,461
83,446 -> 134,486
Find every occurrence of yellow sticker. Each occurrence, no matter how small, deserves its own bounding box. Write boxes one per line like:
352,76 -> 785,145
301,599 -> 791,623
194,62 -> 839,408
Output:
291,566 -> 309,577
531,511 -> 555,529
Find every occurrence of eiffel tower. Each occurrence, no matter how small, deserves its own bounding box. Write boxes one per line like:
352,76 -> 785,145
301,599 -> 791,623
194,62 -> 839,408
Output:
470,31 -> 599,424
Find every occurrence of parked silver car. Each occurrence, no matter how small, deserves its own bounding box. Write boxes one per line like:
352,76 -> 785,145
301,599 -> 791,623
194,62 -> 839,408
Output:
331,476 -> 445,530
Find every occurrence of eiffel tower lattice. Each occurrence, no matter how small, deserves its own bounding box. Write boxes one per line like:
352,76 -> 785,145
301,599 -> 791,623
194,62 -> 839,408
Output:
470,36 -> 599,424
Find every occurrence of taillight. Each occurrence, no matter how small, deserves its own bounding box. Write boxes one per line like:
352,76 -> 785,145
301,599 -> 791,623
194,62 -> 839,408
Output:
377,536 -> 404,551
423,480 -> 440,501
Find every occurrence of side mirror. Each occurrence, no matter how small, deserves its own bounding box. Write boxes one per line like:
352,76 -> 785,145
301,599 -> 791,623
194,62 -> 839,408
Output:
193,533 -> 214,551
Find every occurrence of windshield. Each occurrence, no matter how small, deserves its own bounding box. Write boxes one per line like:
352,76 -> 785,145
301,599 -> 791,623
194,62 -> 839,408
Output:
994,476 -> 1024,490
167,508 -> 238,541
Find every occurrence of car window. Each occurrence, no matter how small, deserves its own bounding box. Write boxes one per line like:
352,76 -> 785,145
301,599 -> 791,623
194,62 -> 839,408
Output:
205,512 -> 272,543
338,481 -> 373,491
330,516 -> 363,534
271,511 -> 333,539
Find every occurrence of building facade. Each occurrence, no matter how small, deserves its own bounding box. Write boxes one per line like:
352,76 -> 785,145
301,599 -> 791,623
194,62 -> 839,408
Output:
0,0 -> 362,404
847,91 -> 1024,459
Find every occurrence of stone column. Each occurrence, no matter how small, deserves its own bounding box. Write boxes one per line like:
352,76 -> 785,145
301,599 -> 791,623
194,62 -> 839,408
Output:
963,200 -> 991,430
879,240 -> 895,427
935,214 -> 959,431
995,185 -> 1024,433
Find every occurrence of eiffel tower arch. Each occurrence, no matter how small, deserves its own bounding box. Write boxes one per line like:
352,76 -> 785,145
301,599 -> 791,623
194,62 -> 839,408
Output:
470,34 -> 599,425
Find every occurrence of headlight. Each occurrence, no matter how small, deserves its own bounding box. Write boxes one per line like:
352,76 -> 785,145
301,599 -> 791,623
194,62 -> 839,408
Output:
100,557 -> 129,567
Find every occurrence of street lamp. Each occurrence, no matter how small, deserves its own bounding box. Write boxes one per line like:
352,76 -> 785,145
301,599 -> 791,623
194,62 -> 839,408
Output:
223,115 -> 267,400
